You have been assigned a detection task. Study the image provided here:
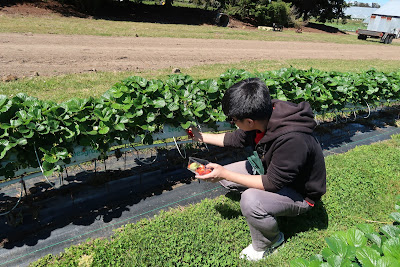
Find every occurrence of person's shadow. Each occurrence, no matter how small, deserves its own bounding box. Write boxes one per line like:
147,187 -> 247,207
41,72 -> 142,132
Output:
278,200 -> 329,237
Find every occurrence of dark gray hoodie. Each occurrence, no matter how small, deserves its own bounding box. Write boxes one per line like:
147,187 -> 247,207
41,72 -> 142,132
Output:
223,99 -> 326,203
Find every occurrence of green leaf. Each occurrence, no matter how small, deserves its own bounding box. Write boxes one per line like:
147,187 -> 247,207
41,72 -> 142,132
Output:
180,121 -> 192,129
114,123 -> 126,131
346,229 -> 367,247
265,79 -> 275,86
138,78 -> 148,87
193,109 -> 203,117
147,83 -> 158,92
0,95 -> 8,107
325,236 -> 348,257
326,255 -> 345,267
17,138 -> 27,146
10,119 -> 22,128
65,98 -> 84,112
357,224 -> 375,235
389,212 -> 400,223
63,127 -> 75,139
134,109 -> 143,117
110,87 -> 124,98
17,110 -> 28,121
381,225 -> 400,239
28,107 -> 42,120
0,128 -> 8,138
111,103 -> 122,110
165,112 -> 174,119
55,147 -> 68,159
0,99 -> 12,112
99,126 -> 110,135
0,140 -> 11,159
48,120 -> 60,130
147,124 -> 156,132
365,233 -> 383,247
382,237 -> 400,260
321,247 -> 334,260
277,90 -> 288,101
290,258 -> 309,267
0,123 -> 11,130
118,116 -> 129,124
356,247 -> 380,267
309,254 -> 324,262
44,154 -> 59,164
377,256 -> 400,267
163,90 -> 173,99
42,160 -> 55,171
153,99 -> 166,108
146,112 -> 156,123
167,102 -> 179,112
93,109 -> 103,119
195,101 -> 207,112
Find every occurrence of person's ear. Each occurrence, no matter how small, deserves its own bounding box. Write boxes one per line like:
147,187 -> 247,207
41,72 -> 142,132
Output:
244,118 -> 255,127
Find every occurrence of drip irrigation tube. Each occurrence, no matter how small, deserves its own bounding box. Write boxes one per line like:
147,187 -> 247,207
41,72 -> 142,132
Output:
0,179 -> 24,216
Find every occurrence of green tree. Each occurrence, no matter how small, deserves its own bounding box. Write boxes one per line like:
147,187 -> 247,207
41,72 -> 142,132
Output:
284,0 -> 348,22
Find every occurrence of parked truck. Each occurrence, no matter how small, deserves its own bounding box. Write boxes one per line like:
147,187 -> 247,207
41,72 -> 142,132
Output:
356,0 -> 400,44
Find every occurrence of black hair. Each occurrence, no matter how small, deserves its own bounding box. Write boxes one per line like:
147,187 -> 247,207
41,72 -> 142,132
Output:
221,77 -> 273,121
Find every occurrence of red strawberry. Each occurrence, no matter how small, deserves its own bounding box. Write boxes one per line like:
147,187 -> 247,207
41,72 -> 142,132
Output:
196,165 -> 206,175
186,129 -> 194,138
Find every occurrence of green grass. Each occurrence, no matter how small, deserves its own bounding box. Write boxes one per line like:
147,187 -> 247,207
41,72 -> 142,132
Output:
1,58 -> 400,103
0,13 -> 392,45
29,134 -> 400,266
311,19 -> 368,32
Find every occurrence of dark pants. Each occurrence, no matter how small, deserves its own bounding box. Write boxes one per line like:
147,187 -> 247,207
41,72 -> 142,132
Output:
220,160 -> 312,250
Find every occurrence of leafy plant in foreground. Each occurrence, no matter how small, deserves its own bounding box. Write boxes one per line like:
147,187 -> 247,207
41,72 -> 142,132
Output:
291,196 -> 400,267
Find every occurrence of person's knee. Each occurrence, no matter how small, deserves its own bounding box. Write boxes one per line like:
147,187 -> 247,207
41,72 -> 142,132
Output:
240,189 -> 260,218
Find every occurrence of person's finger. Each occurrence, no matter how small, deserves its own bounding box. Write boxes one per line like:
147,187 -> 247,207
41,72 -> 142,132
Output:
206,163 -> 219,169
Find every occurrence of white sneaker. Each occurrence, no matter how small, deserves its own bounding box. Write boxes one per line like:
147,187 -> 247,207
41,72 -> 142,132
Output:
240,232 -> 285,261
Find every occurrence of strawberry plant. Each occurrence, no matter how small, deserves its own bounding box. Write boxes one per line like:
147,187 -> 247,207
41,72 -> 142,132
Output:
1,68 -> 399,180
291,196 -> 400,267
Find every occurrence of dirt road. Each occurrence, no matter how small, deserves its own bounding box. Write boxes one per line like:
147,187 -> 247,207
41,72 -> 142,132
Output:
1,32 -> 400,77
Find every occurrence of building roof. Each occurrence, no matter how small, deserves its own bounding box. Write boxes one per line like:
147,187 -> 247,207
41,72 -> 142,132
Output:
372,0 -> 400,17
344,6 -> 378,19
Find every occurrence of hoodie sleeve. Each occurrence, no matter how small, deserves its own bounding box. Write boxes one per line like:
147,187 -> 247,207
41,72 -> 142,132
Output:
261,133 -> 309,192
223,129 -> 255,148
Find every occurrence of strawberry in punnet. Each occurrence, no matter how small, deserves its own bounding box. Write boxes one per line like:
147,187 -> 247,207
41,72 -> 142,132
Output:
188,162 -> 200,171
196,165 -> 206,175
195,165 -> 212,175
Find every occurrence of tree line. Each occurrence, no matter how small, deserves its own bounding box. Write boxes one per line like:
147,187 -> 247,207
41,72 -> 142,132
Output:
349,1 -> 381,8
7,0 -> 354,27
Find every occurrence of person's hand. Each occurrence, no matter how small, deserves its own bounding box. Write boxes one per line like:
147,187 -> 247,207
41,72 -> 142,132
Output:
186,127 -> 203,142
195,163 -> 225,183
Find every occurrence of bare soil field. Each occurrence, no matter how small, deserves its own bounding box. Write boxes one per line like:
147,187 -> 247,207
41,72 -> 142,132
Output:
1,1 -> 400,78
2,33 -> 400,78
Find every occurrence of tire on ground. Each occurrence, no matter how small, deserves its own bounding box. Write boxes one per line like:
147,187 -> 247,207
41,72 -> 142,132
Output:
216,13 -> 229,27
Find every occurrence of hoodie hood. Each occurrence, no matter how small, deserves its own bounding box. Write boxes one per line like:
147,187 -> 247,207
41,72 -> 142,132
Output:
263,99 -> 316,143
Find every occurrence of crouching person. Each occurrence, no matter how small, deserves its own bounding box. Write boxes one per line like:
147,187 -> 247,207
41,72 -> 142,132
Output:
188,78 -> 326,261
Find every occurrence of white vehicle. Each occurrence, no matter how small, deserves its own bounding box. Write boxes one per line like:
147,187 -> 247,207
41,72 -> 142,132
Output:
356,0 -> 400,44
